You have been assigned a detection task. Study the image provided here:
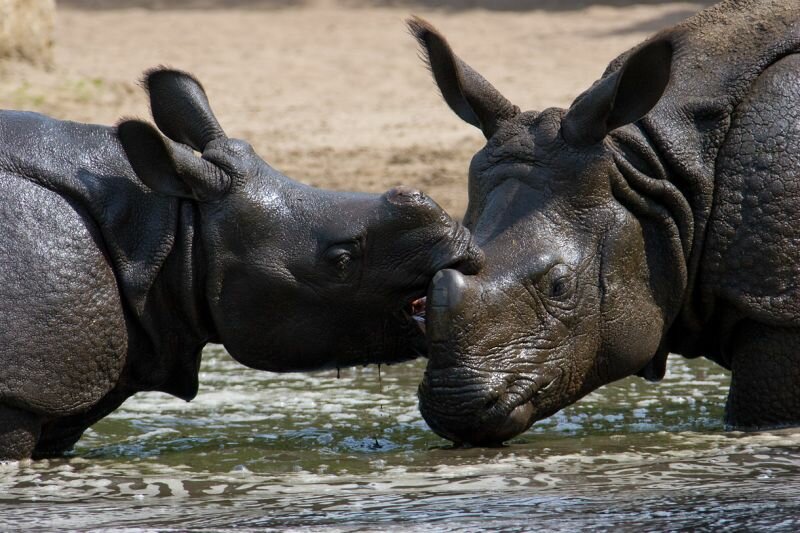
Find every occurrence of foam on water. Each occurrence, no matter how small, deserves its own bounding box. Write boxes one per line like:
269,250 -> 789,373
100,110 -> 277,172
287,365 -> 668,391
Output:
1,347 -> 800,531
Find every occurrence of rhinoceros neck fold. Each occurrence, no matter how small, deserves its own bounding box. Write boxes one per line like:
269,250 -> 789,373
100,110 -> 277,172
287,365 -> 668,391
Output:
621,1 -> 800,353
608,124 -> 692,336
69,156 -> 215,400
129,199 -> 216,400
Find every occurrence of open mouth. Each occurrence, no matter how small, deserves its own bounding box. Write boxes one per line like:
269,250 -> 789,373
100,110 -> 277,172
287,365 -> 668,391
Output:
404,258 -> 478,335
401,226 -> 482,337
400,295 -> 427,335
410,296 -> 426,333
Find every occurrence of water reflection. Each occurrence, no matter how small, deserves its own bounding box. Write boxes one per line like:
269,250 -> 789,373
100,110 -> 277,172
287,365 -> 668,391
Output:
1,347 -> 799,530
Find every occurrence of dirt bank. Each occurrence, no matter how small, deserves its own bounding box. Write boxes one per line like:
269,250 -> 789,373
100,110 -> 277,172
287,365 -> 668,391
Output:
1,1 -> 709,215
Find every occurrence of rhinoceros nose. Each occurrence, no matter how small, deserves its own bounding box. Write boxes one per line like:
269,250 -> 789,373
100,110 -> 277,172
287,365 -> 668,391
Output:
427,268 -> 470,344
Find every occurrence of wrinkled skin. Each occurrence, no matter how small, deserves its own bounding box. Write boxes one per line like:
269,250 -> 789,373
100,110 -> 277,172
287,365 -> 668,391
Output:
0,68 -> 481,460
409,0 -> 800,446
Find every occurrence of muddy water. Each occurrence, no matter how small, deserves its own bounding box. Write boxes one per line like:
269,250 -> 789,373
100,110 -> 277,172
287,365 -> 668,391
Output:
1,346 -> 799,531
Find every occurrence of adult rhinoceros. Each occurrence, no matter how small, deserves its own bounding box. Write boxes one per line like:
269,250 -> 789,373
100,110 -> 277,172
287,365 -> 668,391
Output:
0,68 -> 481,460
409,0 -> 800,445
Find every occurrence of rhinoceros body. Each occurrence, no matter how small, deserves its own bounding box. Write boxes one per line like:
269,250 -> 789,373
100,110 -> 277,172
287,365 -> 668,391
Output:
0,70 -> 481,460
410,0 -> 800,444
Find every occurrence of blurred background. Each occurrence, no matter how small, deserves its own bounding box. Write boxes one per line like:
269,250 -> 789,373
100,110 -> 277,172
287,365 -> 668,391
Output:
0,0 -> 711,217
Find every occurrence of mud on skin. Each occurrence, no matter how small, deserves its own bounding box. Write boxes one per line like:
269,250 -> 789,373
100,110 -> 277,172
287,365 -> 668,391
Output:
0,68 -> 482,461
410,0 -> 800,446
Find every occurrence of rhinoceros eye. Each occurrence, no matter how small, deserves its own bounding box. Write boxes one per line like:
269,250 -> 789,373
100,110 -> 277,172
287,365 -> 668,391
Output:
542,263 -> 575,300
324,242 -> 361,279
334,252 -> 352,271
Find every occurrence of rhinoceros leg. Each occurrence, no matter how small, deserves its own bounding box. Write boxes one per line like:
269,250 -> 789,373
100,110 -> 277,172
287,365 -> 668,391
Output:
0,405 -> 42,461
724,322 -> 800,430
33,386 -> 132,458
706,54 -> 800,430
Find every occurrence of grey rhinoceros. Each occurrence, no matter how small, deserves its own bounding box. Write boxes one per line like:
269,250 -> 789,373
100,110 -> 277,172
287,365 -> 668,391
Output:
409,0 -> 800,445
0,68 -> 482,460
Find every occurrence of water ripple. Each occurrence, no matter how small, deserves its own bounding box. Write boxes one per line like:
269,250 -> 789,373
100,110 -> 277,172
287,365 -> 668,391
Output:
1,348 -> 798,530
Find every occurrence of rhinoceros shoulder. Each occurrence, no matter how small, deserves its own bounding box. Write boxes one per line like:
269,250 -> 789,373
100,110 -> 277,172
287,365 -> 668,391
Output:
0,172 -> 127,416
703,53 -> 800,327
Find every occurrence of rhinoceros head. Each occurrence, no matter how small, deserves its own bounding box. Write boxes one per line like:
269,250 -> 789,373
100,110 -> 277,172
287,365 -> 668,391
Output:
117,68 -> 482,372
408,18 -> 686,445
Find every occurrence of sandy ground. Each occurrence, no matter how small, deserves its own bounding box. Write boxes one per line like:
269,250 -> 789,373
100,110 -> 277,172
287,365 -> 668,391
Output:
0,0 -> 710,216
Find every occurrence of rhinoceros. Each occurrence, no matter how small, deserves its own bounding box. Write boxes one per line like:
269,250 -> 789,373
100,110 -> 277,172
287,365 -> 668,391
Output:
0,68 -> 482,460
408,0 -> 800,445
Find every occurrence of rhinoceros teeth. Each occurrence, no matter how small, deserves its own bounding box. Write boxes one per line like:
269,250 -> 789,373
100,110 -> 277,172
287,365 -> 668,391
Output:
410,297 -> 426,316
410,297 -> 426,333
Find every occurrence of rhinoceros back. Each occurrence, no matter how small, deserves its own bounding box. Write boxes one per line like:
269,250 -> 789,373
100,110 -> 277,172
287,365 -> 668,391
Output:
0,173 -> 127,416
0,110 -> 182,417
0,110 -> 183,319
609,0 -> 800,193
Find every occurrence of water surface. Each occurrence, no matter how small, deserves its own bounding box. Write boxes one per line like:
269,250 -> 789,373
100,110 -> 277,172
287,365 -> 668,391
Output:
2,347 -> 799,531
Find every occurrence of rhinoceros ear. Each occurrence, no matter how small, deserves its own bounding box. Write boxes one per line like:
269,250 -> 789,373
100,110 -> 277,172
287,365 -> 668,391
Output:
143,67 -> 227,152
408,16 -> 519,139
118,119 -> 231,201
562,39 -> 672,146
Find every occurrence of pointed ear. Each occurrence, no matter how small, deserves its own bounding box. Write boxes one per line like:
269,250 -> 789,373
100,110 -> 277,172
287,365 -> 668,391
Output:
408,16 -> 519,139
143,67 -> 227,152
117,119 -> 231,201
562,39 -> 672,146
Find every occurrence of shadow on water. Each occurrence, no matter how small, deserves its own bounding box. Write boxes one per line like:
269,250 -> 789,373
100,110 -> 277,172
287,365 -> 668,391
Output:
57,0 -> 714,12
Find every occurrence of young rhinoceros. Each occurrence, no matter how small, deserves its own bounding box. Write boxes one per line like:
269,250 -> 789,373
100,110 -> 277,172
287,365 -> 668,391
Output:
409,0 -> 800,445
0,68 -> 482,460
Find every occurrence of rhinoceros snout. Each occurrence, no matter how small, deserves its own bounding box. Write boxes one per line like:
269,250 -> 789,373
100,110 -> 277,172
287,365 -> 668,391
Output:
418,369 -> 537,446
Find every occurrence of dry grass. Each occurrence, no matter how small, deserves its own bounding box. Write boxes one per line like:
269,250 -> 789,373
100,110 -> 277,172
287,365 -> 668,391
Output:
0,0 -> 55,65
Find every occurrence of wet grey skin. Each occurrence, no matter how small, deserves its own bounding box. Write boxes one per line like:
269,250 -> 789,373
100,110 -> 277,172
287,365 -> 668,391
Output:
0,68 -> 482,461
409,0 -> 800,446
